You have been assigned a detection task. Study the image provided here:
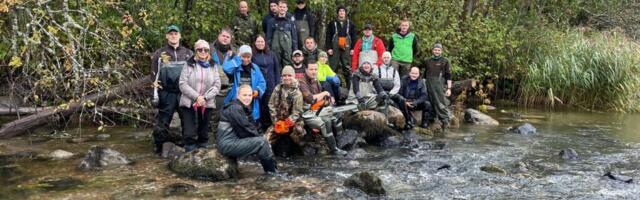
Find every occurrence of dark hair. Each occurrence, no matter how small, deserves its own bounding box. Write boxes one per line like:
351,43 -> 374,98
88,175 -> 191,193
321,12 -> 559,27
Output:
337,6 -> 346,14
251,34 -> 270,54
307,60 -> 318,66
304,37 -> 315,43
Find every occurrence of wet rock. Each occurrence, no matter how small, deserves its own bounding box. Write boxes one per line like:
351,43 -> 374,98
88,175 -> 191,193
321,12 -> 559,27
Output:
161,142 -> 185,159
49,150 -> 74,160
559,148 -> 579,160
12,151 -> 38,159
346,148 -> 368,159
376,106 -> 405,129
78,146 -> 132,170
343,111 -> 400,143
515,162 -> 529,173
604,172 -> 633,183
95,134 -> 111,141
343,171 -> 386,196
480,165 -> 507,174
401,130 -> 419,148
129,132 -> 150,140
463,136 -> 474,143
169,149 -> 238,181
381,136 -> 401,147
163,183 -> 197,197
509,123 -> 537,135
38,176 -> 82,191
0,164 -> 22,181
337,129 -> 363,150
347,160 -> 360,167
423,141 -> 448,150
464,109 -> 499,125
68,137 -> 90,144
437,164 -> 451,170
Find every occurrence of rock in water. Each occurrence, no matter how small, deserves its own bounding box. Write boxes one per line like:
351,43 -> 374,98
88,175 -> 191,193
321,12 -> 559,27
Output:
510,123 -> 537,135
344,111 -> 400,144
343,171 -> 386,196
376,106 -> 405,129
49,150 -> 74,160
38,176 -> 83,191
464,109 -> 499,125
346,148 -> 368,159
559,148 -> 579,160
78,146 -> 132,170
604,172 -> 633,183
169,149 -> 238,182
480,165 -> 507,174
163,183 -> 197,197
337,129 -> 364,150
161,142 -> 185,159
437,164 -> 451,170
381,136 -> 401,147
95,134 -> 111,141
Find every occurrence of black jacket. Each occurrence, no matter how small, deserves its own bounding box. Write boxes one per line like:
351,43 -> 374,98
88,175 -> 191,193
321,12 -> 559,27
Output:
325,19 -> 357,49
219,100 -> 260,139
398,75 -> 428,105
351,68 -> 384,97
150,44 -> 193,75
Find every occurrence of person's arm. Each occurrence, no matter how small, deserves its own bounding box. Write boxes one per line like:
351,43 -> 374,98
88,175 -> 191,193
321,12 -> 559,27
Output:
351,39 -> 362,71
228,105 -> 261,137
268,86 -> 279,122
290,17 -> 298,50
412,34 -> 419,57
325,21 -> 335,50
308,11 -> 316,38
372,78 -> 384,94
272,53 -> 281,85
289,91 -> 304,121
222,55 -> 241,75
390,69 -> 401,95
179,66 -> 199,101
388,35 -> 395,53
150,50 -> 160,76
299,82 -> 314,104
349,21 -> 357,48
375,38 -> 386,67
203,65 -> 222,101
414,80 -> 428,105
266,18 -> 274,46
443,58 -> 453,96
351,75 -> 361,98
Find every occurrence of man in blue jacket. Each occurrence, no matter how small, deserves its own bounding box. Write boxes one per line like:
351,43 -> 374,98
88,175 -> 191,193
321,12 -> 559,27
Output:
223,45 -> 267,123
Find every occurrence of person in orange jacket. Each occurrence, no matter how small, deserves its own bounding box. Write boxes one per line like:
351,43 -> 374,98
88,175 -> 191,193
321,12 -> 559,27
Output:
351,22 -> 385,72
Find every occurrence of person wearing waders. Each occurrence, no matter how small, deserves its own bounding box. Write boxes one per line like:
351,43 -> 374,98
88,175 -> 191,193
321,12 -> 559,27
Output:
393,67 -> 433,129
347,61 -> 388,110
298,61 -> 347,156
266,0 -> 298,67
150,25 -> 193,154
232,1 -> 259,46
351,22 -> 385,72
217,85 -> 279,175
251,34 -> 281,131
389,19 -> 419,76
302,37 -> 321,65
262,0 -> 279,35
177,40 -> 221,152
223,45 -> 267,124
293,0 -> 315,50
424,43 -> 452,130
325,6 -> 356,90
372,52 -> 401,97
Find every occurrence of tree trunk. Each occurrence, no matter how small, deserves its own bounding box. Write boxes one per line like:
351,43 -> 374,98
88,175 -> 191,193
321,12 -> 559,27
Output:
0,76 -> 153,139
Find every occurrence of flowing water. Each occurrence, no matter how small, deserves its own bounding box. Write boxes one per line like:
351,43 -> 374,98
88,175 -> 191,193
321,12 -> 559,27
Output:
1,108 -> 639,199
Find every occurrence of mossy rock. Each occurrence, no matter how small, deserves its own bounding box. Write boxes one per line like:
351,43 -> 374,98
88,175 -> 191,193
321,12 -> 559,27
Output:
169,149 -> 238,182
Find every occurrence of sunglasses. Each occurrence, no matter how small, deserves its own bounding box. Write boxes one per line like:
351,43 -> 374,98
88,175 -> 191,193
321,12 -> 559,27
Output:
196,48 -> 210,53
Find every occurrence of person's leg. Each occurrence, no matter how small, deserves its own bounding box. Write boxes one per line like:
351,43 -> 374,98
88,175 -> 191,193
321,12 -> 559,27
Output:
259,92 -> 273,131
321,116 -> 346,155
392,96 -> 414,130
220,137 -> 276,173
340,49 -> 352,89
419,101 -> 434,128
179,107 -> 198,151
195,108 -> 213,148
152,91 -> 177,153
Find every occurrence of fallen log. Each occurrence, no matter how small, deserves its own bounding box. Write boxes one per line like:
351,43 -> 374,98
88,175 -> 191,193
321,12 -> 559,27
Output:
0,106 -> 155,116
0,76 -> 153,139
0,106 -> 54,115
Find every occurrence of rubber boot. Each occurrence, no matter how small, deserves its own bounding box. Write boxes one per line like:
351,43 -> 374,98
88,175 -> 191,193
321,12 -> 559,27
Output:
325,135 -> 347,156
184,144 -> 197,152
420,111 -> 432,128
260,158 -> 278,173
441,119 -> 450,131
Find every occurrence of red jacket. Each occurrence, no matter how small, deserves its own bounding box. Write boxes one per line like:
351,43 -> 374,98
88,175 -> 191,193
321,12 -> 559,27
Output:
351,36 -> 386,71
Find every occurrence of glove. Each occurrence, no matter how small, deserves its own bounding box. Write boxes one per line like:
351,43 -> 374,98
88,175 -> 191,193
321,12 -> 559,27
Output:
252,90 -> 259,98
285,118 -> 295,127
378,92 -> 389,100
274,120 -> 290,135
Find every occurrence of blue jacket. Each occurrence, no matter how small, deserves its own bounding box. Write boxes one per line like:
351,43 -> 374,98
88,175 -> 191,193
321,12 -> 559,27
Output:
252,51 -> 280,94
223,56 -> 267,121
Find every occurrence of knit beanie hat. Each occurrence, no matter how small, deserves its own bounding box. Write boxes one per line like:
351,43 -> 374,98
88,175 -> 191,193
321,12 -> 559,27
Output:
282,65 -> 295,76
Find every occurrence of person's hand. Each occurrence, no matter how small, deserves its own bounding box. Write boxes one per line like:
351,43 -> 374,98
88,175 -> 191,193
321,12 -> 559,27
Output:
330,97 -> 336,105
226,50 -> 233,57
285,118 -> 295,127
253,90 -> 259,98
327,49 -> 333,55
445,88 -> 452,97
349,50 -> 354,55
196,96 -> 206,106
152,81 -> 162,89
405,102 -> 413,108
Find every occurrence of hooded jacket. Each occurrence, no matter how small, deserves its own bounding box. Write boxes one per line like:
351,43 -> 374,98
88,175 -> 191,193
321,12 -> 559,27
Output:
351,35 -> 386,71
223,55 -> 267,121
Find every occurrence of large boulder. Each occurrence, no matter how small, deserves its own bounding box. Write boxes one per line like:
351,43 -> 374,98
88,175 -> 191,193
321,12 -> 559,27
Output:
559,148 -> 579,160
376,106 -> 405,129
161,142 -> 185,159
336,129 -> 366,150
344,111 -> 400,144
169,149 -> 238,182
343,171 -> 386,196
78,146 -> 132,170
464,109 -> 499,125
509,123 -> 537,135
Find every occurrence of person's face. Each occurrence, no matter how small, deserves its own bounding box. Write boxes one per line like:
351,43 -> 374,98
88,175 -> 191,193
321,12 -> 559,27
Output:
363,28 -> 372,37
306,64 -> 318,79
399,21 -> 410,33
362,63 -> 372,73
297,3 -> 305,9
382,54 -> 391,64
319,56 -> 328,64
237,87 -> 253,106
278,3 -> 288,15
166,31 -> 181,45
218,31 -> 231,45
255,36 -> 266,50
293,54 -> 303,64
304,39 -> 315,50
409,68 -> 420,80
241,54 -> 252,65
282,73 -> 294,86
432,48 -> 442,57
195,46 -> 210,60
338,9 -> 346,19
239,1 -> 249,14
269,3 -> 278,12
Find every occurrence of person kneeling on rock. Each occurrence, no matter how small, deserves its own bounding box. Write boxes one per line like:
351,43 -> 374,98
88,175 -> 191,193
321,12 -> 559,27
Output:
347,61 -> 389,110
217,84 -> 278,174
267,66 -> 306,156
392,67 -> 433,129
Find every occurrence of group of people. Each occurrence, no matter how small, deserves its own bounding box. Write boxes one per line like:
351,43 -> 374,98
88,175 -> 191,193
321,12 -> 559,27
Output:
150,0 -> 453,175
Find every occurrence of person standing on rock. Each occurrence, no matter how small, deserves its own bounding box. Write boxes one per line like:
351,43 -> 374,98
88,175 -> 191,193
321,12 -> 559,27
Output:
299,61 -> 347,156
266,0 -> 298,66
293,0 -> 315,50
393,67 -> 433,129
424,43 -> 452,130
150,25 -> 193,154
347,61 -> 387,110
389,19 -> 419,76
178,39 -> 221,152
251,34 -> 280,131
326,5 -> 356,89
351,22 -> 385,71
267,66 -> 305,151
217,85 -> 278,174
232,1 -> 259,46
372,52 -> 401,97
223,45 -> 267,124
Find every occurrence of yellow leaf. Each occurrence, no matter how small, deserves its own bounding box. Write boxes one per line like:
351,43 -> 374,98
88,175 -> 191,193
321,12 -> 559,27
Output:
97,126 -> 104,132
8,56 -> 22,69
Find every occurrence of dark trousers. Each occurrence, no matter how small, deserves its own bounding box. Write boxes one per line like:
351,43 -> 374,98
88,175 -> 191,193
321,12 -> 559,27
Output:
321,81 -> 341,102
392,95 -> 434,128
179,107 -> 213,146
259,90 -> 273,131
152,91 -> 182,148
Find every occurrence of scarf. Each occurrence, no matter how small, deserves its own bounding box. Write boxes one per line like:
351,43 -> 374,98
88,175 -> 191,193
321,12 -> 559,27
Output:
361,35 -> 374,51
197,60 -> 211,68
431,55 -> 442,60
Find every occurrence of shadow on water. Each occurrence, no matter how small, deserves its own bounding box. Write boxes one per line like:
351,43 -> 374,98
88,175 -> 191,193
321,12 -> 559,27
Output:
1,108 -> 640,199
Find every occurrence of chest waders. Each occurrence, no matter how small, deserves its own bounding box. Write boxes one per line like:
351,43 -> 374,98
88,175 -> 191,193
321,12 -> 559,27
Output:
425,75 -> 450,123
330,20 -> 352,89
378,67 -> 396,92
295,14 -> 310,50
152,60 -> 186,153
348,77 -> 378,109
271,22 -> 293,66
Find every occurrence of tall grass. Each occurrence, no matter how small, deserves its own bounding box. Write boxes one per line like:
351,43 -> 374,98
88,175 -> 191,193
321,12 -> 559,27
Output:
519,30 -> 640,112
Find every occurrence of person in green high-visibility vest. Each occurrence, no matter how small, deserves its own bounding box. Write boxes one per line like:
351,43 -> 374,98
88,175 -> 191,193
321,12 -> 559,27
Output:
389,18 -> 419,76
